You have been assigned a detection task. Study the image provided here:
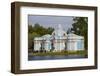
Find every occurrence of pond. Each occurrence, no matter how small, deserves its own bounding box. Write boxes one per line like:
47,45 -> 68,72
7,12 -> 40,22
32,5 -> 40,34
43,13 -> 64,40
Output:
28,55 -> 87,61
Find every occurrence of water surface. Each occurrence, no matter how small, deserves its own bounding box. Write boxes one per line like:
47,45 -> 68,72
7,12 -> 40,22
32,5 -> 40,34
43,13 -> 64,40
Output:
28,55 -> 87,61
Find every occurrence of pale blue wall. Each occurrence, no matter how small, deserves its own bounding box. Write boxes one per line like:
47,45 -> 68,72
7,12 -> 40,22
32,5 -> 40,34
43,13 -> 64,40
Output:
77,40 -> 83,50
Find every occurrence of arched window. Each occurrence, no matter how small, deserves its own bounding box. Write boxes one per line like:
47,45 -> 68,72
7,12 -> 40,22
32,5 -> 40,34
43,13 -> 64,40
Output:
63,33 -> 66,36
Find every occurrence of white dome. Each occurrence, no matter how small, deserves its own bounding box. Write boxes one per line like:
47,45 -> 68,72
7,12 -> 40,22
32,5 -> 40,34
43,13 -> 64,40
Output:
52,24 -> 67,37
42,34 -> 51,40
67,33 -> 84,39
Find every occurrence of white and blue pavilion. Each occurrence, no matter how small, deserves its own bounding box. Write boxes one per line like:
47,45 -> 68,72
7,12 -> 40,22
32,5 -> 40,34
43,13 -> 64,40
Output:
33,24 -> 84,52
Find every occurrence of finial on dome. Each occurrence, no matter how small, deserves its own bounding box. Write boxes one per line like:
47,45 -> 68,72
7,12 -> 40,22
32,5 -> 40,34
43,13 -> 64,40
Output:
58,24 -> 62,30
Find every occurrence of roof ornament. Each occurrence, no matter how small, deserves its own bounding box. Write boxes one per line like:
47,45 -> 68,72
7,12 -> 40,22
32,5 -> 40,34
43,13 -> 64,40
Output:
58,24 -> 62,30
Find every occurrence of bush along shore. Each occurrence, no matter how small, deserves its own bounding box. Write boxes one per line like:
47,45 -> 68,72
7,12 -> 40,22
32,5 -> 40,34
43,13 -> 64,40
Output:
28,50 -> 87,57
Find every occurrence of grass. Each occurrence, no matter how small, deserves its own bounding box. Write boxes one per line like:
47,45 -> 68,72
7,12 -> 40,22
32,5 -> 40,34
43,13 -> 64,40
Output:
29,50 -> 87,57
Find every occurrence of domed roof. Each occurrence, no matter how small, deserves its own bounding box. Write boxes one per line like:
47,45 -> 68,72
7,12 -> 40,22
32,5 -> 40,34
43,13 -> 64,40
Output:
42,34 -> 51,40
67,33 -> 84,39
52,24 -> 67,37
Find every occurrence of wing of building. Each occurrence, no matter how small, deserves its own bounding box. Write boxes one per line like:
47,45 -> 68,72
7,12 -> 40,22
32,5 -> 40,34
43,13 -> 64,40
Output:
33,24 -> 84,52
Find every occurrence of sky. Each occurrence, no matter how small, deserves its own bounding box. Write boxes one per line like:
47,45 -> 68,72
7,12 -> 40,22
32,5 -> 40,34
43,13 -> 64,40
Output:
28,15 -> 74,31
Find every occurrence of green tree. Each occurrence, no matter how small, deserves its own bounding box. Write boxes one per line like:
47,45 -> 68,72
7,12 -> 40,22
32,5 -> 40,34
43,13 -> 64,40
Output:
28,23 -> 54,51
33,23 -> 47,36
47,27 -> 54,34
28,25 -> 33,33
71,17 -> 88,50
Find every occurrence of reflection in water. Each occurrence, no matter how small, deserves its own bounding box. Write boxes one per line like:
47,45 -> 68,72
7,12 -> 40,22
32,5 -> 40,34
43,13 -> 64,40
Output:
28,55 -> 87,61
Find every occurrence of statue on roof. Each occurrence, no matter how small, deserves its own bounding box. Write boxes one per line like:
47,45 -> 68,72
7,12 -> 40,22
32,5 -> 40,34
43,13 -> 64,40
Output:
58,24 -> 62,30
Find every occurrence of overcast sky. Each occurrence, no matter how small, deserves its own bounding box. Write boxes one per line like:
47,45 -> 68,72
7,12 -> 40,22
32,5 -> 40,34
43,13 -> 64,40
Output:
28,15 -> 74,31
